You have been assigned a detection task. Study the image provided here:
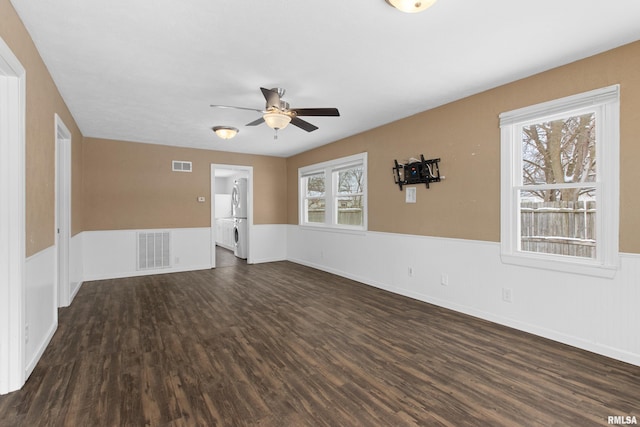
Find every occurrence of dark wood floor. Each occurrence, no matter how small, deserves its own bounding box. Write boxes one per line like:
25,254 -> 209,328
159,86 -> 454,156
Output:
215,246 -> 245,268
1,261 -> 638,426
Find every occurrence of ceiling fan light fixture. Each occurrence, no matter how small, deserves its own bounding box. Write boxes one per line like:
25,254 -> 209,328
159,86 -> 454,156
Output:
212,126 -> 239,140
263,112 -> 291,130
385,0 -> 437,13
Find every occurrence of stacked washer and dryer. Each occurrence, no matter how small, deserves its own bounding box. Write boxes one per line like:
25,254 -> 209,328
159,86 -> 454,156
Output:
231,178 -> 248,259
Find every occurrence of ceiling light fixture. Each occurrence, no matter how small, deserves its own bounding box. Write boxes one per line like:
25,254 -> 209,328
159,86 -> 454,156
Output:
212,126 -> 239,140
263,111 -> 292,130
385,0 -> 437,13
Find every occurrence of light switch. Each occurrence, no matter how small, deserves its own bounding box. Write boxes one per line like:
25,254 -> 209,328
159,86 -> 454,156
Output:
406,187 -> 416,203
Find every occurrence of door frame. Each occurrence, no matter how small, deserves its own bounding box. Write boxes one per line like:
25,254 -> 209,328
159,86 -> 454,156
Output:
210,164 -> 253,268
55,114 -> 72,307
0,36 -> 26,394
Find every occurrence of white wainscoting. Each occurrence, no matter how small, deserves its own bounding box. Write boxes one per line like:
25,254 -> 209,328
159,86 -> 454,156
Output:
286,225 -> 640,367
250,224 -> 288,264
83,228 -> 213,281
83,225 -> 288,281
24,246 -> 57,377
69,233 -> 84,303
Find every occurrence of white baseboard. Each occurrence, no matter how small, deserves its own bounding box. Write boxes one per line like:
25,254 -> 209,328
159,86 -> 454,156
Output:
69,233 -> 84,305
85,265 -> 213,281
70,280 -> 82,300
25,319 -> 57,378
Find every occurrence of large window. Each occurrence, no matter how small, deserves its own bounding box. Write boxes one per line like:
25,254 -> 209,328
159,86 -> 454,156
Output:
299,153 -> 367,230
499,85 -> 619,277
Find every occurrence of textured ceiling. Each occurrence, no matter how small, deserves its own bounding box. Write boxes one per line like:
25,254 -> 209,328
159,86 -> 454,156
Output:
10,0 -> 640,157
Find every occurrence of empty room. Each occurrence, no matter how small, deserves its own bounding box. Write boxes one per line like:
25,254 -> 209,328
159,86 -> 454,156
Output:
1,0 -> 639,425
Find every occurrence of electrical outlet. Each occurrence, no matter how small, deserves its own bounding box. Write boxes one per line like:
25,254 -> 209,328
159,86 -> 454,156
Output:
25,323 -> 29,343
408,267 -> 413,277
175,256 -> 180,264
320,250 -> 324,260
502,288 -> 513,303
441,273 -> 449,286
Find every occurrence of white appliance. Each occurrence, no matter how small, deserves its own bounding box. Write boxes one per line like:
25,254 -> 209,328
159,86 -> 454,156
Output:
233,218 -> 247,259
232,178 -> 248,259
231,178 -> 248,218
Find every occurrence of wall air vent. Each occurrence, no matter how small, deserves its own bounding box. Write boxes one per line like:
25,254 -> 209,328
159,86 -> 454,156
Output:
137,231 -> 171,270
172,160 -> 192,172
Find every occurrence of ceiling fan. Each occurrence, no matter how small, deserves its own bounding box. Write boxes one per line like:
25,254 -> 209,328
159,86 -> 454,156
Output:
211,87 -> 340,138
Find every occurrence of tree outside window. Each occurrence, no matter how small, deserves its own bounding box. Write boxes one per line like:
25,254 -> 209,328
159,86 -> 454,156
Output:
500,85 -> 619,277
304,172 -> 325,224
336,167 -> 364,226
520,113 -> 597,258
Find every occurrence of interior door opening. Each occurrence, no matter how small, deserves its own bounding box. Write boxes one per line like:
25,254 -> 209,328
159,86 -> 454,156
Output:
210,164 -> 253,269
55,114 -> 71,307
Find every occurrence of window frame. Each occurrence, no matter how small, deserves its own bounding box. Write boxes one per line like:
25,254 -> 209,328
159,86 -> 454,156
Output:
301,170 -> 327,226
299,152 -> 368,231
499,85 -> 619,277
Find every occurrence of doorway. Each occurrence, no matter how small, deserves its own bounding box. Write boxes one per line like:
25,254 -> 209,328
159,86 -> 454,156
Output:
210,164 -> 253,268
55,114 -> 71,307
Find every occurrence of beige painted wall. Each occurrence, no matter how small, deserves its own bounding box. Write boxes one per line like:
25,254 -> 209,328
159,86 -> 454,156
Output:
5,0 -> 639,255
1,0 -> 84,257
82,138 -> 287,230
287,41 -> 640,254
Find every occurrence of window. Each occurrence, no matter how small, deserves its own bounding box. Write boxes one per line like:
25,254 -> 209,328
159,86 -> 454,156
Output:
299,153 -> 367,230
303,171 -> 326,224
499,85 -> 619,277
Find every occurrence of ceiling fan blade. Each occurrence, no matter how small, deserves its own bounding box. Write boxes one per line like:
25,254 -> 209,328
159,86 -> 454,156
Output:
291,116 -> 318,132
210,104 -> 263,113
290,108 -> 340,117
246,117 -> 265,126
260,87 -> 281,109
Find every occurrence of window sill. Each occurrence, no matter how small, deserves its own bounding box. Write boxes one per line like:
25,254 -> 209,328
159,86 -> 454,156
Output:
500,252 -> 618,279
299,223 -> 367,236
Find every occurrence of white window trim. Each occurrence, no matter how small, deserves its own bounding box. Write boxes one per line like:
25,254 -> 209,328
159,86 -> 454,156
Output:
499,85 -> 619,278
299,152 -> 368,232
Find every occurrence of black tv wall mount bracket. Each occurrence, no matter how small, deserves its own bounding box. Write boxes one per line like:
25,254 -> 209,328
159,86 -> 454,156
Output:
393,155 -> 443,190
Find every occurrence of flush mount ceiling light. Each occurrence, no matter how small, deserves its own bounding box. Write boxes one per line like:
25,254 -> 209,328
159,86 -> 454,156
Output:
212,126 -> 239,140
385,0 -> 437,13
263,111 -> 292,130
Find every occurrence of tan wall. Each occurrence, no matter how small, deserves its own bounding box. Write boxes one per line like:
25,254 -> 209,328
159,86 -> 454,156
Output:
5,0 -> 639,254
82,138 -> 287,230
1,0 -> 84,257
287,41 -> 640,254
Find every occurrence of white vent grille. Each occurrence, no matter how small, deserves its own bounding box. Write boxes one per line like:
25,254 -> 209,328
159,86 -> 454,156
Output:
172,160 -> 192,172
137,231 -> 171,270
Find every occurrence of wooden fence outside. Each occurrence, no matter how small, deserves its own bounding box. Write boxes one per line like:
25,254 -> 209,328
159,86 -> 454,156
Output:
520,200 -> 596,258
309,209 -> 363,226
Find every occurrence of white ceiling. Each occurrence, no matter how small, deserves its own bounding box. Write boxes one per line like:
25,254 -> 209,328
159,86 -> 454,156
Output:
10,0 -> 640,157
